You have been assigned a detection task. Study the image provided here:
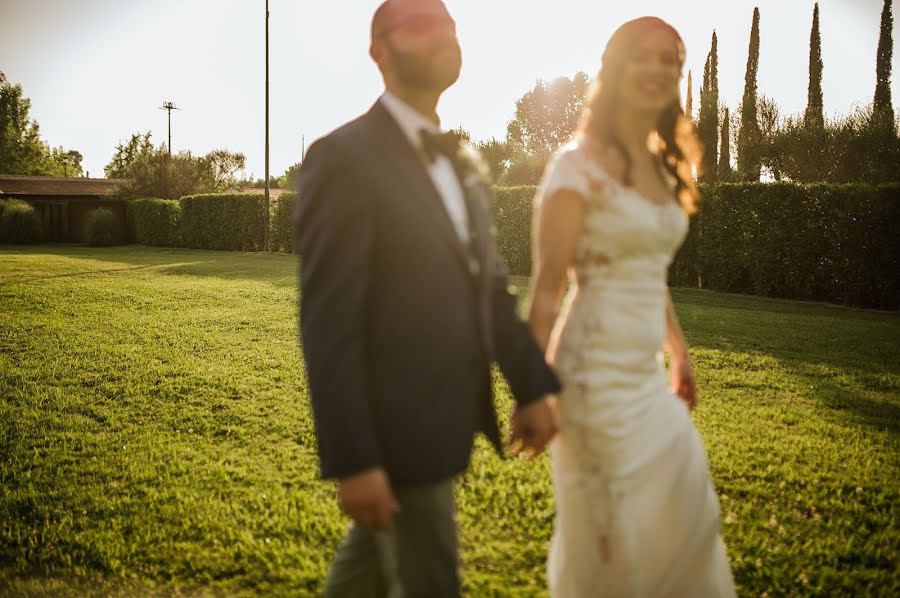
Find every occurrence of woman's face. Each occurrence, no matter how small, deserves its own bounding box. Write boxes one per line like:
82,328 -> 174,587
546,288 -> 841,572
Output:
618,28 -> 682,116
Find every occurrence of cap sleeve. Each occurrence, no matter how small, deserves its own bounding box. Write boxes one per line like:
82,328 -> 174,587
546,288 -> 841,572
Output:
534,142 -> 609,208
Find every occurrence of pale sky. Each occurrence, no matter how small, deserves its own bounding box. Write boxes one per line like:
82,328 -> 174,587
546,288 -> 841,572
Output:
1,0 -> 896,179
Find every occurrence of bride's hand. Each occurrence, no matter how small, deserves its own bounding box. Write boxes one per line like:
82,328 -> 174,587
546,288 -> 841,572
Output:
670,355 -> 698,410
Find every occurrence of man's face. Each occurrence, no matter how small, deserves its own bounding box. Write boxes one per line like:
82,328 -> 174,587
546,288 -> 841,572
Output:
375,10 -> 462,93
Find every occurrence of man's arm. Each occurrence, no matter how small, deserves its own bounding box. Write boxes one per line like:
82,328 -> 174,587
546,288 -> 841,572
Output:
490,256 -> 562,406
294,137 -> 381,480
489,252 -> 562,457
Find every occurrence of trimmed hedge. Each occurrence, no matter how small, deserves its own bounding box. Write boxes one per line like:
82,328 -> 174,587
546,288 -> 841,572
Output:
126,198 -> 182,246
179,194 -> 266,252
0,199 -> 44,244
669,183 -> 900,310
117,183 -> 898,309
491,182 -> 899,309
494,186 -> 535,277
269,192 -> 296,253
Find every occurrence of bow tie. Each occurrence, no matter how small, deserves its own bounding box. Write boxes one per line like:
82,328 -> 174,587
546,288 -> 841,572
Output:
419,130 -> 462,164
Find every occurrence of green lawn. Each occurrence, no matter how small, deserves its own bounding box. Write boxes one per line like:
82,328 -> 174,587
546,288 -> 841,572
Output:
1,245 -> 897,597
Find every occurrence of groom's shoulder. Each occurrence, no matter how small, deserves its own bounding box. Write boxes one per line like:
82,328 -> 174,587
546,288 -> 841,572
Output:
308,106 -> 379,161
297,107 -> 380,196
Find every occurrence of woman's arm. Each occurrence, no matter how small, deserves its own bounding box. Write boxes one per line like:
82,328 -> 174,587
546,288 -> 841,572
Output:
527,189 -> 584,354
664,289 -> 697,410
663,289 -> 688,360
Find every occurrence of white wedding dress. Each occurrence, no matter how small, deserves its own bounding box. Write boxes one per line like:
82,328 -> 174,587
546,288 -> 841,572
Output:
538,141 -> 737,597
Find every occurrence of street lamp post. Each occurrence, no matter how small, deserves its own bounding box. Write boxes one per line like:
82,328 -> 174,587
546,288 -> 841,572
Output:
264,0 -> 270,250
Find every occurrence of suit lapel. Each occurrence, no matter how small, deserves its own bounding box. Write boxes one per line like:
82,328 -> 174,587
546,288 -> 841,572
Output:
366,102 -> 476,278
460,177 -> 492,286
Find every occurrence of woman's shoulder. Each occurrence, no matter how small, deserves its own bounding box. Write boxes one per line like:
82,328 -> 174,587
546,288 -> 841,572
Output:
549,138 -> 590,170
560,137 -> 622,181
537,137 -> 613,204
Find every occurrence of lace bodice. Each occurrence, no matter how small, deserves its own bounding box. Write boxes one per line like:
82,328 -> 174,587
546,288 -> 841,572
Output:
535,140 -> 688,293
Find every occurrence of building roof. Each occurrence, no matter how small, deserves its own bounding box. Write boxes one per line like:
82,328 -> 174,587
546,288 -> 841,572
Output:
0,175 -> 126,197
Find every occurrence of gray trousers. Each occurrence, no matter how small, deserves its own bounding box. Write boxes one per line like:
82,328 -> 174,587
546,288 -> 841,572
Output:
322,479 -> 460,598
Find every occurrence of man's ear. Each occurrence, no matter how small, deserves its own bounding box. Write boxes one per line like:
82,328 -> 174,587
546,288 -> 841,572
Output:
370,40 -> 383,64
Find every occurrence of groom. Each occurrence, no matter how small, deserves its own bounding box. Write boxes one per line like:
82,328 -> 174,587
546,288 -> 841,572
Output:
294,0 -> 561,595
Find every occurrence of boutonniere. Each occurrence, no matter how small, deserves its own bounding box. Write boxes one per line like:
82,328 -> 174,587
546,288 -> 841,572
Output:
452,140 -> 492,187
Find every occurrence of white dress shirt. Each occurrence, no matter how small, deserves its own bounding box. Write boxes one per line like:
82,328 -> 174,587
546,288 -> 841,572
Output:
379,91 -> 471,243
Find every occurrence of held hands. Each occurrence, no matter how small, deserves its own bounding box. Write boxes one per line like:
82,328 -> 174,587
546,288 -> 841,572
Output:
337,467 -> 399,530
508,396 -> 559,459
670,354 -> 698,410
337,398 -> 561,530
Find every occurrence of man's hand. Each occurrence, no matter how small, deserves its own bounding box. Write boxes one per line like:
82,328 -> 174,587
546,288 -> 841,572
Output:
508,396 -> 559,459
337,468 -> 399,530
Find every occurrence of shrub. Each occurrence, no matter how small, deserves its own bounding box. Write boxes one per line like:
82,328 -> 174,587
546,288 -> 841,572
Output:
0,199 -> 44,244
83,207 -> 125,247
0,198 -> 7,242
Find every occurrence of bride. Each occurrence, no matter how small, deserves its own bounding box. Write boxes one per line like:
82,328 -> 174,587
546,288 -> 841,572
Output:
527,17 -> 737,597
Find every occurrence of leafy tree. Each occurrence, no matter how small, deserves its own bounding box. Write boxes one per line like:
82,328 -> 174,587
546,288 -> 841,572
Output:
105,132 -> 153,179
204,149 -> 246,191
278,162 -> 302,190
505,72 -> 589,158
767,105 -> 899,183
504,149 -> 552,186
0,71 -> 82,176
473,138 -> 514,183
449,127 -> 472,142
756,94 -> 781,179
56,149 -> 84,177
109,133 -> 247,199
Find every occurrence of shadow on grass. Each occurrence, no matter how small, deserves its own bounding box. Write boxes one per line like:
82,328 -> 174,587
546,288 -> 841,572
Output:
671,290 -> 899,437
0,244 -> 298,288
807,377 -> 900,436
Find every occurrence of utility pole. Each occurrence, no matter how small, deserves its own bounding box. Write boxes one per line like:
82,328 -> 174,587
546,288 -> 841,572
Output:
264,0 -> 270,250
160,101 -> 179,156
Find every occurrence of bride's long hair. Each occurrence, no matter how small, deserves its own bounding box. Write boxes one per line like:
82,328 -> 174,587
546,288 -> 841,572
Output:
578,17 -> 702,214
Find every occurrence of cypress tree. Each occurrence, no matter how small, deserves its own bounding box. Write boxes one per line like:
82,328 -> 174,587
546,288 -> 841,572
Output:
685,70 -> 693,118
738,7 -> 762,181
873,0 -> 894,125
719,107 -> 732,180
805,3 -> 824,129
698,32 -> 719,181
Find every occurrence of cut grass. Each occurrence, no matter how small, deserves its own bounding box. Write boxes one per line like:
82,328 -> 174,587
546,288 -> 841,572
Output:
1,245 -> 898,597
